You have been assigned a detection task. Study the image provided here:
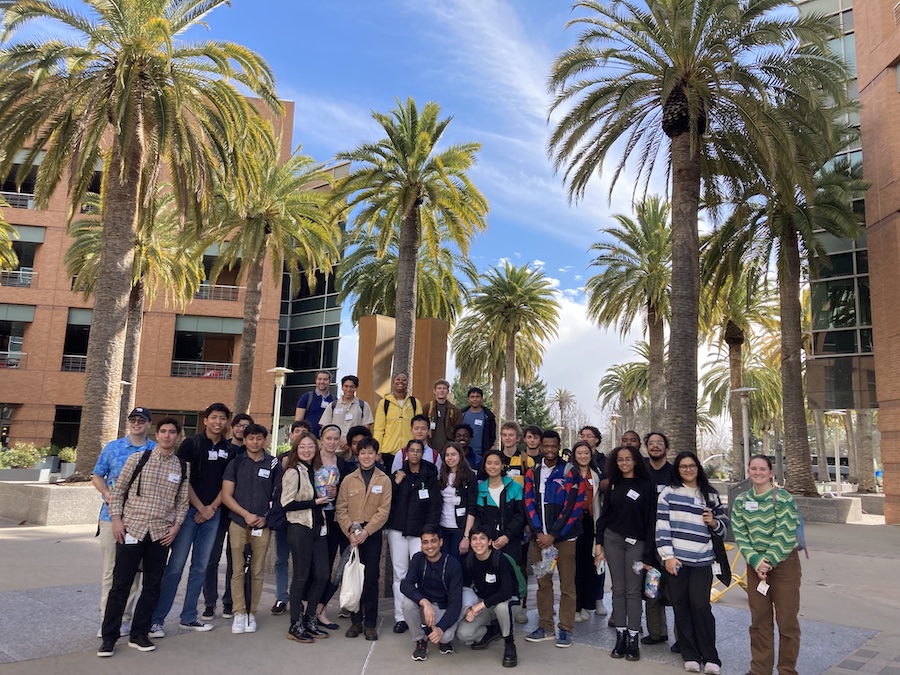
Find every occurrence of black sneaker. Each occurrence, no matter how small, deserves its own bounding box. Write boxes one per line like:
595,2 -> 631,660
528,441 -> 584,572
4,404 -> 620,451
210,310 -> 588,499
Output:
393,620 -> 409,634
271,600 -> 287,615
97,640 -> 115,658
471,622 -> 502,650
502,641 -> 518,668
412,639 -> 428,661
128,635 -> 156,652
201,606 -> 215,622
439,641 -> 455,654
671,641 -> 681,654
222,605 -> 234,619
179,620 -> 213,632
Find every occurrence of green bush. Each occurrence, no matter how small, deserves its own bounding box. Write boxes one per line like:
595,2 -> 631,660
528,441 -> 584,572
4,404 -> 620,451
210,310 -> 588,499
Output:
58,447 -> 77,464
276,442 -> 291,457
0,442 -> 42,469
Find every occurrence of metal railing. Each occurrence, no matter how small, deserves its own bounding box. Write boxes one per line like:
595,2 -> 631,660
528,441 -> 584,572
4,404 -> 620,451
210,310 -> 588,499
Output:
0,191 -> 34,209
170,360 -> 235,380
61,354 -> 87,372
0,351 -> 26,369
193,284 -> 243,301
0,269 -> 35,288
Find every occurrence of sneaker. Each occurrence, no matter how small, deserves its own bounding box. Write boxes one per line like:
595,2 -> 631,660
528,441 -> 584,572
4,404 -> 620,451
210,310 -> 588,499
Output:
684,661 -> 702,673
439,641 -> 455,654
339,608 -> 351,618
412,639 -> 428,661
595,600 -> 608,616
148,624 -> 165,639
502,641 -> 518,668
471,623 -> 502,650
96,627 -> 103,638
128,635 -> 156,652
119,621 -> 131,637
232,613 -> 247,634
201,607 -> 215,622
179,620 -> 213,632
671,642 -> 682,653
97,640 -> 115,657
245,614 -> 257,633
271,600 -> 287,615
556,629 -> 572,648
345,622 -> 362,638
575,610 -> 585,623
525,627 -> 555,642
222,605 -> 234,619
642,634 -> 668,645
703,664 -> 721,675
513,606 -> 528,624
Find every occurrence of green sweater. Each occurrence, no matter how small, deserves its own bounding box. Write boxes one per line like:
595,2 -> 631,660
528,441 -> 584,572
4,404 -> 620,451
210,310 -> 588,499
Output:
731,486 -> 799,571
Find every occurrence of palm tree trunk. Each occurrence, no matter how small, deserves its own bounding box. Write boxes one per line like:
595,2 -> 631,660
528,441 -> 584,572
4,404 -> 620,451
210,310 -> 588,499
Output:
504,332 -> 516,424
118,280 -> 145,437
842,411 -> 857,484
491,367 -> 502,447
780,229 -> 818,496
75,132 -> 143,477
393,209 -> 419,380
856,409 -> 877,493
647,303 -> 666,431
666,132 -> 701,455
725,322 -> 744,479
234,250 -> 265,415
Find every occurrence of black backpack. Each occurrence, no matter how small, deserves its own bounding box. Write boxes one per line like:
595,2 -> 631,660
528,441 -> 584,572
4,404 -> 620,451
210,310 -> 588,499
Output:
267,463 -> 297,532
384,396 -> 417,416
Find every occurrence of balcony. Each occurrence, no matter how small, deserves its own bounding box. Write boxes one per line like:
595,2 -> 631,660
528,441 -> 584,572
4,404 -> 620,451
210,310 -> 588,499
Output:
171,360 -> 235,380
0,191 -> 34,209
61,354 -> 87,372
0,269 -> 35,288
0,351 -> 26,369
193,283 -> 243,302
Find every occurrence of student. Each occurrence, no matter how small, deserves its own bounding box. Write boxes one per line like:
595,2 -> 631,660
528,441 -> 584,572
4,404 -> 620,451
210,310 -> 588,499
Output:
335,437 -> 392,640
202,413 -> 253,622
91,406 -> 156,638
523,430 -> 585,648
151,403 -> 233,636
319,374 -> 375,438
496,421 -> 535,485
97,418 -> 189,658
578,425 -> 609,618
343,425 -> 372,466
457,527 -> 520,668
221,424 -> 283,635
294,370 -> 335,436
401,526 -> 465,661
437,442 -> 478,563
391,414 -> 442,472
572,441 -> 604,623
642,431 -> 676,645
386,439 -> 442,633
460,387 -> 496,457
621,430 -> 642,451
374,372 -> 423,466
271,420 -> 308,616
452,423 -> 482,471
422,378 -> 461,454
523,425 -> 543,461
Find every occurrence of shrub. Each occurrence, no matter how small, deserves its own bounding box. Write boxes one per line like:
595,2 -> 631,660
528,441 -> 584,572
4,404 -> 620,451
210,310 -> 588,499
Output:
0,442 -> 42,469
58,447 -> 77,464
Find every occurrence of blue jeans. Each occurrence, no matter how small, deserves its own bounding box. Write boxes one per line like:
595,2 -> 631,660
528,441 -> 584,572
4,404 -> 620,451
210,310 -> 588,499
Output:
274,528 -> 290,603
152,507 -> 220,625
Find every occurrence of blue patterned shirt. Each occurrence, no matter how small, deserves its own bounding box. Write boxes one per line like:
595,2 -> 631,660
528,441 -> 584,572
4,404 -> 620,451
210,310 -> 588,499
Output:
92,435 -> 157,521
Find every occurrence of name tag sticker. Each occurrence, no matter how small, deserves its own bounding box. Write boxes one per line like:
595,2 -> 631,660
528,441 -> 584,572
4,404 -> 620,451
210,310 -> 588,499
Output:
626,489 -> 640,501
218,449 -> 229,459
250,528 -> 263,537
507,468 -> 520,477
430,421 -> 436,430
418,489 -> 430,500
485,573 -> 497,583
456,507 -> 467,517
345,413 -> 354,421
167,473 -> 180,483
258,468 -> 271,479
320,524 -> 327,537
588,478 -> 595,486
474,419 -> 483,426
124,533 -> 139,545
625,537 -> 637,545
745,501 -> 759,512
712,562 -> 722,576
321,399 -> 329,408
657,484 -> 665,493
208,450 -> 218,461
757,580 -> 770,596
372,485 -> 383,494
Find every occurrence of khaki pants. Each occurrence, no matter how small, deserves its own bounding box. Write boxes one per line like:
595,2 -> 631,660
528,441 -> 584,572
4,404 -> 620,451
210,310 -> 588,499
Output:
99,520 -> 140,622
228,521 -> 271,615
747,549 -> 802,675
531,538 -> 577,632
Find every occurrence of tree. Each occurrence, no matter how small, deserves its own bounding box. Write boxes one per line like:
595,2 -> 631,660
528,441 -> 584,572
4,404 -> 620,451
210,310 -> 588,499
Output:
516,380 -> 555,430
586,195 -> 670,430
468,262 -> 561,423
0,202 -> 17,269
597,347 -> 649,433
0,0 -> 279,472
549,388 -> 576,440
547,0 -> 850,455
335,98 -> 488,382
208,142 -> 341,414
338,229 -> 477,326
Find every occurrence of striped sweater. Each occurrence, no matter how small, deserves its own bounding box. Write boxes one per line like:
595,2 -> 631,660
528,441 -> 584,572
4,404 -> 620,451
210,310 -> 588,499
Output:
731,486 -> 799,571
656,485 -> 728,566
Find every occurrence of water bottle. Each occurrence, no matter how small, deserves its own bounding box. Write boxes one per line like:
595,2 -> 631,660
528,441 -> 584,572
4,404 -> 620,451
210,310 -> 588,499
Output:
351,522 -> 363,536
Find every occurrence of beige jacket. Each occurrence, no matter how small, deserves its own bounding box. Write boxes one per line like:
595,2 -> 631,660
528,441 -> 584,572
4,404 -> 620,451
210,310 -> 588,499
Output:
280,464 -> 315,528
335,467 -> 392,538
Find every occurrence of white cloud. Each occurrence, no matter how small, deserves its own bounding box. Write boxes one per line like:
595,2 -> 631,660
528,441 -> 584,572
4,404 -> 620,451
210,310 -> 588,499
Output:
533,259 -> 546,268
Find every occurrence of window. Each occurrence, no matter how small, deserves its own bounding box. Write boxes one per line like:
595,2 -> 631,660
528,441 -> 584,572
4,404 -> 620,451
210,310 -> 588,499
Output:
811,279 -> 856,329
51,406 -> 82,449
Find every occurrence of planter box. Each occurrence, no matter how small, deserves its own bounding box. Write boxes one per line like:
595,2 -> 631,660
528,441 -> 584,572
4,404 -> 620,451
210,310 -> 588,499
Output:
0,481 -> 98,525
794,495 -> 862,523
59,463 -> 76,479
35,457 -> 61,473
0,468 -> 51,482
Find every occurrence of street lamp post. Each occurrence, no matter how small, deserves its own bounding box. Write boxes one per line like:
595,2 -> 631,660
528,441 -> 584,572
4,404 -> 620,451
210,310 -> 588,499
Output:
733,388 -> 758,480
825,410 -> 845,496
267,367 -> 294,455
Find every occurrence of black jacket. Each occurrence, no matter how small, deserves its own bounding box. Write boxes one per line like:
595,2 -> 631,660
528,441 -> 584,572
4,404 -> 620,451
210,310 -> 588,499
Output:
459,405 -> 497,452
387,460 -> 441,536
464,548 -> 518,608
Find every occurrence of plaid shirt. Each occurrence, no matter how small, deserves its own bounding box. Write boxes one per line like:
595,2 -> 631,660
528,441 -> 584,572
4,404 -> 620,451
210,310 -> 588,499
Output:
109,448 -> 190,542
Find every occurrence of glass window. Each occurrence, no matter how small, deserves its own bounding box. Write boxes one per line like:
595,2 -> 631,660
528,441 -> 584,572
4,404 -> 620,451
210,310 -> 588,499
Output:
844,34 -> 856,73
860,329 -> 873,353
294,296 -> 325,314
814,252 -> 853,279
62,324 -> 89,356
803,0 -> 840,15
842,9 -> 853,30
816,232 -> 854,254
322,339 -> 338,369
290,326 -> 322,343
811,279 -> 856,329
287,342 -> 322,371
814,330 -> 857,354
856,250 -> 868,274
324,323 -> 340,338
858,276 -> 871,326
51,406 -> 82,449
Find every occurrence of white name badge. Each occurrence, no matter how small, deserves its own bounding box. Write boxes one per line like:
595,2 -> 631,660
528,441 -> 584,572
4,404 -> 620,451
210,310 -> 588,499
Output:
167,473 -> 180,483
485,573 -> 497,583
218,449 -> 229,459
430,421 -> 436,430
345,413 -> 354,421
208,450 -> 219,461
588,478 -> 595,486
745,501 -> 759,511
321,399 -> 329,409
418,488 -> 430,500
757,580 -> 770,596
507,468 -> 520,477
712,562 -> 722,576
625,537 -> 637,545
372,485 -> 383,494
124,533 -> 139,545
335,408 -> 344,415
474,419 -> 483,426
626,489 -> 640,501
250,528 -> 263,537
456,507 -> 467,517
258,468 -> 271,479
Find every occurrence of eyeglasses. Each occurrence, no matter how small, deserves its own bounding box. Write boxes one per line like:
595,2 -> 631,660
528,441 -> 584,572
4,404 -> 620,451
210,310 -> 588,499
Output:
234,423 -> 250,429
616,457 -> 635,464
678,464 -> 699,471
128,417 -> 148,424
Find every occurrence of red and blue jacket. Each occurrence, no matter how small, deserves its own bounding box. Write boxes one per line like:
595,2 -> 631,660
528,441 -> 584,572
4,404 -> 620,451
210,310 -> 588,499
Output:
524,461 -> 585,541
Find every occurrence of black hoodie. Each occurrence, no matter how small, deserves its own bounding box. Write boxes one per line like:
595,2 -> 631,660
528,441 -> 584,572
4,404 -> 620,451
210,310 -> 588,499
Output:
387,459 -> 441,536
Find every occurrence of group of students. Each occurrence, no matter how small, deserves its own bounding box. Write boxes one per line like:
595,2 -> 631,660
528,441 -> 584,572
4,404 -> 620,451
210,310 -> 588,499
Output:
91,376 -> 804,675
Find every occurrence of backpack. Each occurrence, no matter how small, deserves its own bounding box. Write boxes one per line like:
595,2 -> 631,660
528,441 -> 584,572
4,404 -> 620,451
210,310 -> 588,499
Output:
330,398 -> 369,418
384,396 -> 417,417
773,486 -> 808,558
465,549 -> 527,599
122,449 -> 187,505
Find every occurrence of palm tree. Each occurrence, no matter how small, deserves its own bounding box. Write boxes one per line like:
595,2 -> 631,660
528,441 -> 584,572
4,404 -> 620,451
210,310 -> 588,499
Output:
0,0 -> 279,472
334,98 -> 488,381
338,229 -> 477,326
586,195 -> 670,430
66,190 -> 204,435
0,202 -> 17,270
597,342 -> 653,432
549,388 -> 576,444
468,262 -> 561,423
208,143 -> 341,414
547,0 -> 850,455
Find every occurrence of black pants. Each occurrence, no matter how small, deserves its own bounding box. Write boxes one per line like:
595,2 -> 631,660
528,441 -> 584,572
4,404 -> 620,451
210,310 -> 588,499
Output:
202,512 -> 233,610
303,509 -> 346,608
574,511 -> 597,611
102,533 -> 169,642
351,531 -> 383,628
287,522 -> 329,623
666,564 -> 720,666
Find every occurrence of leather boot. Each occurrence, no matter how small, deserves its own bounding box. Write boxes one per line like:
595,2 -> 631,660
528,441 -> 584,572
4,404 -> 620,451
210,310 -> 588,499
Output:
502,639 -> 517,668
288,620 -> 313,644
611,630 -> 627,658
625,631 -> 641,661
304,615 -> 329,639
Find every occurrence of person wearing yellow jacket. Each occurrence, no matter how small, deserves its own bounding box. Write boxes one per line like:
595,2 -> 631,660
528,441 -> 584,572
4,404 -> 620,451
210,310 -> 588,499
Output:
373,372 -> 423,466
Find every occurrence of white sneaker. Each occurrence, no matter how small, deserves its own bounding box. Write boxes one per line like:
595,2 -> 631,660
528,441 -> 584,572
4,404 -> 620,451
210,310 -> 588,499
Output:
514,606 -> 528,624
684,661 -> 701,673
232,613 -> 247,634
148,623 -> 165,639
575,610 -> 584,623
245,614 -> 257,633
703,664 -> 720,675
119,621 -> 131,637
595,600 -> 608,616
